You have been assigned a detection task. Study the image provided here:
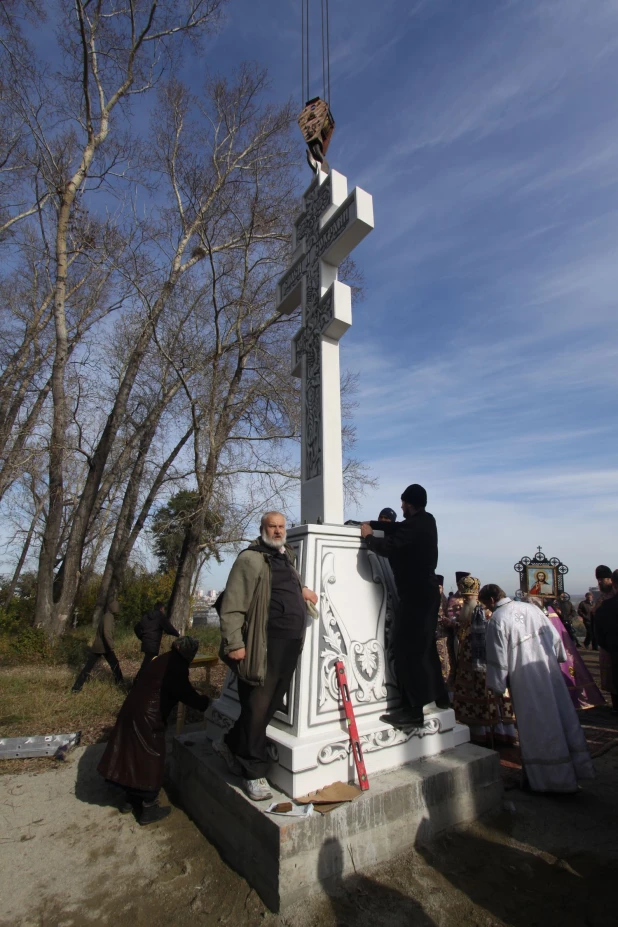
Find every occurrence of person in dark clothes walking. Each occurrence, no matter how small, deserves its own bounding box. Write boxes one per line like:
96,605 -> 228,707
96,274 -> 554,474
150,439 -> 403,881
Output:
361,483 -> 449,728
214,511 -> 318,801
134,601 -> 179,677
72,600 -> 124,692
579,591 -> 597,650
98,636 -> 209,824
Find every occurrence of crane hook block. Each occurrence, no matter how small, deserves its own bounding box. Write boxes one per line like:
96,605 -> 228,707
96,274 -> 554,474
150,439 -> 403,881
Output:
298,97 -> 335,173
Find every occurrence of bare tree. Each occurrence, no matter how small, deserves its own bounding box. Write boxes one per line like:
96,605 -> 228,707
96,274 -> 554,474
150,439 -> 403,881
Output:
0,5 -> 375,635
0,2 -> 52,238
8,1 -> 226,636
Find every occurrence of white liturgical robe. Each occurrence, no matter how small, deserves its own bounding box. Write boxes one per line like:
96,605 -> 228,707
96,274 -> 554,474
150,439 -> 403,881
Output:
486,597 -> 595,793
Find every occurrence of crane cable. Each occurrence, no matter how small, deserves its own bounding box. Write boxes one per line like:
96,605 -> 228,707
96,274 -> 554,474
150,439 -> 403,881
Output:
322,0 -> 330,108
301,0 -> 331,108
301,0 -> 305,105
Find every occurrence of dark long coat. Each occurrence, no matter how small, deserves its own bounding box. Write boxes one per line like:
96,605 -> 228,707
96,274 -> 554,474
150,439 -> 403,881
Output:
97,651 -> 209,792
366,511 -> 446,709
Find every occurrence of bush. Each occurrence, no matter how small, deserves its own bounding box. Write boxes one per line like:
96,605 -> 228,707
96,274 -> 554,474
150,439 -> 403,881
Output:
117,567 -> 176,628
0,565 -> 213,666
53,628 -> 92,668
5,624 -> 50,662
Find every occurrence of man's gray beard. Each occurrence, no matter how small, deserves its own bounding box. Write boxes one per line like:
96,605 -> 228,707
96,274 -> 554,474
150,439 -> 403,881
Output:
261,530 -> 286,550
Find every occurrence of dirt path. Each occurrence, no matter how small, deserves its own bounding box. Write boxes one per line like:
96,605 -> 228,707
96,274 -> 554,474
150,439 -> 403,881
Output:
1,716 -> 618,927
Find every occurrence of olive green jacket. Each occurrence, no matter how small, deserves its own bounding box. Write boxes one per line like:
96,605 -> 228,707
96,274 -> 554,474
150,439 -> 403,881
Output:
219,540 -> 304,686
91,607 -> 118,654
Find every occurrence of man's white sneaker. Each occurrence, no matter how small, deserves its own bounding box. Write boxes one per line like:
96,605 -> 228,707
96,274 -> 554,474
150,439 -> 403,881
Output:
242,777 -> 273,801
212,739 -> 242,776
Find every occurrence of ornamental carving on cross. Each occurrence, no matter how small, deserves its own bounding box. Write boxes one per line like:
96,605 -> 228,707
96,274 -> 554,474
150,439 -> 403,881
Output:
276,169 -> 373,524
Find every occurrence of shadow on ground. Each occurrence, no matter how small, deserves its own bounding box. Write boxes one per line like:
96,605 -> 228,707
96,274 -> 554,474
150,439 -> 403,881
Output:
318,836 -> 438,927
416,823 -> 617,927
74,741 -> 119,808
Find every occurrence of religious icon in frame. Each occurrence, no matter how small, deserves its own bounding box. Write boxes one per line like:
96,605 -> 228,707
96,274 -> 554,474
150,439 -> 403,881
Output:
514,547 -> 569,600
527,566 -> 556,597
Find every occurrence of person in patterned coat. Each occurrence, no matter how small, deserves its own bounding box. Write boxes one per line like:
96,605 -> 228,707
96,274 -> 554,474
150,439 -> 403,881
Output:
435,575 -> 457,697
453,575 -> 516,746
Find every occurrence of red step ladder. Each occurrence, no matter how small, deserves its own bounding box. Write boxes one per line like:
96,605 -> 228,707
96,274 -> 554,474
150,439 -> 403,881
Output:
334,659 -> 369,791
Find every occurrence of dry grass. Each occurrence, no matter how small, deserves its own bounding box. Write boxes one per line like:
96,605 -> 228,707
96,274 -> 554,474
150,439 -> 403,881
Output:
0,665 -> 126,775
0,623 -> 223,776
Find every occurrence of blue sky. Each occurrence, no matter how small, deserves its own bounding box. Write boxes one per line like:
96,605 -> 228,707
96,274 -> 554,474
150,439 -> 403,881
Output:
192,0 -> 618,595
9,1 -> 615,596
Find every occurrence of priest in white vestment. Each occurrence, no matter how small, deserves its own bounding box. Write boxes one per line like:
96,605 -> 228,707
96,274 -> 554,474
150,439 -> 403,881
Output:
480,584 -> 595,793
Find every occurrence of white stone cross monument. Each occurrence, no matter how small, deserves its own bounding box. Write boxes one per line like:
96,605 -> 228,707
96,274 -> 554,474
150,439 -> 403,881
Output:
206,166 -> 469,797
276,169 -> 374,525
178,160 -> 496,912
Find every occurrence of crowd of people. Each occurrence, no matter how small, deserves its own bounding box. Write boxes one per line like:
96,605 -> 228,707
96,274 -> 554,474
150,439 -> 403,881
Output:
77,484 -> 617,819
362,486 -> 605,794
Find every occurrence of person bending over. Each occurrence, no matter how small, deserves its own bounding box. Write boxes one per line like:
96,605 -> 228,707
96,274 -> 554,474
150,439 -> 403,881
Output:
98,636 -> 209,824
481,584 -> 594,793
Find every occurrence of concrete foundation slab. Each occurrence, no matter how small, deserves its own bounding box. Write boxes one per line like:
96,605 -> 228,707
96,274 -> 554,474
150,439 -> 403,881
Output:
170,732 -> 502,912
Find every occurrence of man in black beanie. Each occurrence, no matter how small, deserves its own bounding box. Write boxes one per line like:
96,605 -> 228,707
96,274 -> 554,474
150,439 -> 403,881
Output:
361,483 -> 448,726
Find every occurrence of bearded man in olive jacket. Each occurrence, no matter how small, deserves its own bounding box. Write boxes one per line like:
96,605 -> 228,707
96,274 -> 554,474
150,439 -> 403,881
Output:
213,511 -> 318,802
361,483 -> 449,727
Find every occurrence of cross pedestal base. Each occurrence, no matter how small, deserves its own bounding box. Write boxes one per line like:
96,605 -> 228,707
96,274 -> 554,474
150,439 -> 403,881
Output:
205,524 -> 471,797
170,734 -> 502,912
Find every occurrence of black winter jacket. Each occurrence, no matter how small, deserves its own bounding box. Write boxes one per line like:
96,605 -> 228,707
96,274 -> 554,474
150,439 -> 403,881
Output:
134,608 -> 180,654
366,510 -> 438,601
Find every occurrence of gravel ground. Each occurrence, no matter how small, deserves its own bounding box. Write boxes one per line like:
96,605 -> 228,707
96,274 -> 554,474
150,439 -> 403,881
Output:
2,649 -> 616,927
1,717 -> 617,927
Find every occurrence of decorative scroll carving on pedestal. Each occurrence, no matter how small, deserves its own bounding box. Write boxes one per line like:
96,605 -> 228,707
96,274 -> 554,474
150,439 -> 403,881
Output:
318,550 -> 388,709
366,549 -> 400,687
318,717 -> 442,764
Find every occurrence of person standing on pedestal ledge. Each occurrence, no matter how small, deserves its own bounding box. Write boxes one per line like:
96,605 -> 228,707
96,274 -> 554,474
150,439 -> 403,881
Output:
213,512 -> 318,801
361,483 -> 449,728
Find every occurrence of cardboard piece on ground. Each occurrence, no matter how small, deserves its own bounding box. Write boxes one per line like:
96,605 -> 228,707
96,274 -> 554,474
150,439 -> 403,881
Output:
296,781 -> 361,813
310,802 -> 342,815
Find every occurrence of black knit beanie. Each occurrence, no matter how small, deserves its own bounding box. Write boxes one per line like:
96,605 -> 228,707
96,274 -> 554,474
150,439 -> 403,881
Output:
401,483 -> 427,508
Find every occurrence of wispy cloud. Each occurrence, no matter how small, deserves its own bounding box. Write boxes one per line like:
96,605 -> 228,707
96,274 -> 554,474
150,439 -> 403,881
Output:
183,1 -> 618,593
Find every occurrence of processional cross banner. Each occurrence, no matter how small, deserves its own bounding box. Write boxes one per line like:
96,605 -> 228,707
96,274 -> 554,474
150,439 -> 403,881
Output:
276,169 -> 374,525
